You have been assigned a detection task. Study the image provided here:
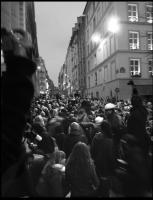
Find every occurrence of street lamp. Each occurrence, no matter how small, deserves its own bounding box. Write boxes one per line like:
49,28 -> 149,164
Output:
91,16 -> 120,51
91,33 -> 101,44
107,16 -> 120,33
37,66 -> 41,70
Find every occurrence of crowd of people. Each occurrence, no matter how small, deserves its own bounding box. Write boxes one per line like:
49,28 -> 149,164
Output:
1,28 -> 153,197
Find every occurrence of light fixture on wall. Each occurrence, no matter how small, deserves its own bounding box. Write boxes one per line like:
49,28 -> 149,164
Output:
91,32 -> 101,44
107,16 -> 120,33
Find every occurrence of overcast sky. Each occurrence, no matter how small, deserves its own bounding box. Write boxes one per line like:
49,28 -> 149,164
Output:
35,2 -> 86,87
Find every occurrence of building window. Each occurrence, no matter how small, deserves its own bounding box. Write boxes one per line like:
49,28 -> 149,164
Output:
93,17 -> 96,30
120,67 -> 126,73
88,44 -> 90,55
148,32 -> 153,50
88,76 -> 90,88
96,91 -> 99,99
129,31 -> 139,49
88,60 -> 90,72
148,59 -> 153,76
87,29 -> 89,41
146,5 -> 153,23
130,59 -> 141,77
94,53 -> 97,66
110,35 -> 115,54
95,72 -> 97,86
128,4 -> 138,22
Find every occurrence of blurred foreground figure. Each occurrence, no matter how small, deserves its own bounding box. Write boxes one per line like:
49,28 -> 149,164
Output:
127,80 -> 149,158
1,28 -> 37,197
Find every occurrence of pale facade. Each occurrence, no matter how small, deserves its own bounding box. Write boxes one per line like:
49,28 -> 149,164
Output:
84,1 -> 153,100
1,2 -> 26,31
77,16 -> 86,98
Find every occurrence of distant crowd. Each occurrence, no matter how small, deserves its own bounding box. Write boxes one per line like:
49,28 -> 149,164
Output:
19,92 -> 152,197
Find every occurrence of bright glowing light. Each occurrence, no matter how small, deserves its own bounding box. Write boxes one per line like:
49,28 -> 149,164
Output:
98,39 -> 106,50
37,66 -> 41,70
91,33 -> 101,44
107,17 -> 120,33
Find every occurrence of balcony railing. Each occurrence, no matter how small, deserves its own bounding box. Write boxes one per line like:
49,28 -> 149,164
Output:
130,71 -> 141,77
149,71 -> 153,77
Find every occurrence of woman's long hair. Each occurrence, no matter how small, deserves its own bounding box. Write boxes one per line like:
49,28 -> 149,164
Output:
66,142 -> 93,180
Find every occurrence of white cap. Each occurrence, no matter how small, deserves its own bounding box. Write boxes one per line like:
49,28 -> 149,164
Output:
105,103 -> 116,110
95,116 -> 104,125
35,134 -> 42,141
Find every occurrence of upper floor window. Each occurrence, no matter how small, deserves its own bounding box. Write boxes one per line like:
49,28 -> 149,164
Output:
96,91 -> 99,99
129,31 -> 139,50
130,59 -> 141,77
88,44 -> 90,55
88,60 -> 90,72
128,4 -> 138,22
146,5 -> 153,23
88,76 -> 90,88
86,29 -> 89,41
148,59 -> 153,76
93,17 -> 96,30
94,53 -> 97,66
95,72 -> 97,86
147,32 -> 153,50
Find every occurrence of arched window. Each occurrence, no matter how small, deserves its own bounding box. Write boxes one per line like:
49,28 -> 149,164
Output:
120,67 -> 126,73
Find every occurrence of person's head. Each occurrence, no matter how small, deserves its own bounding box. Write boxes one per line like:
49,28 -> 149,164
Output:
66,142 -> 93,176
94,116 -> 104,131
81,100 -> 91,114
32,122 -> 46,136
54,150 -> 66,165
147,102 -> 152,109
47,117 -> 63,136
105,103 -> 116,116
77,108 -> 86,121
68,122 -> 82,135
37,135 -> 55,156
101,120 -> 112,138
131,95 -> 143,108
33,115 -> 45,127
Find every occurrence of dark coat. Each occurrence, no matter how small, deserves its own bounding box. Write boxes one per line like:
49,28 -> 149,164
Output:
63,132 -> 87,159
53,131 -> 66,151
91,133 -> 116,178
127,106 -> 149,155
